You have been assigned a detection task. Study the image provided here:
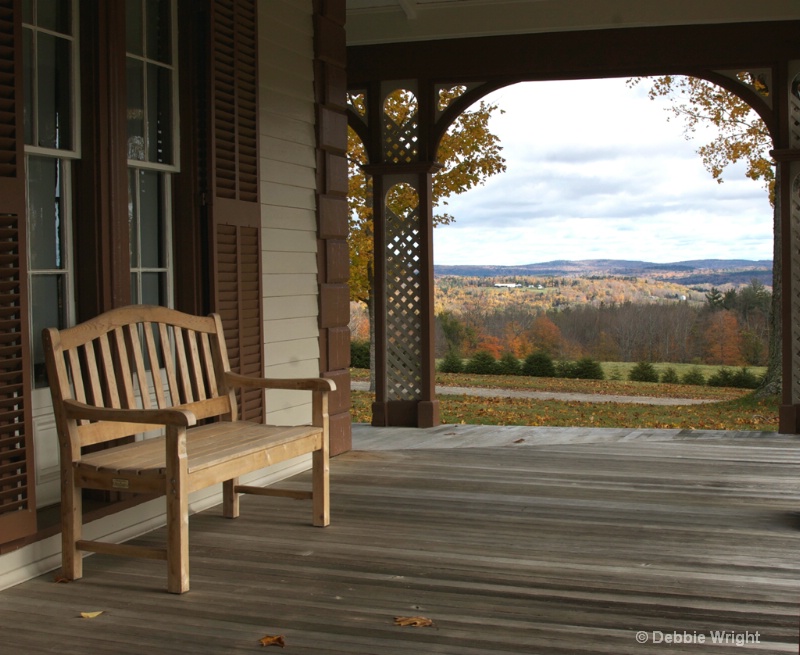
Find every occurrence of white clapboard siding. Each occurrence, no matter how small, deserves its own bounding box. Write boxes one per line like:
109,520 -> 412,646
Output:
259,0 -> 319,427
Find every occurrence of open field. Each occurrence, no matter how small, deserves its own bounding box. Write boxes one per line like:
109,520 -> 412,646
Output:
350,369 -> 779,431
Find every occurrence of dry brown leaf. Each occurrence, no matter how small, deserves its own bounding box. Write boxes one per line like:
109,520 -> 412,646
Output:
80,611 -> 104,619
513,438 -> 525,443
394,616 -> 434,627
259,635 -> 286,648
53,575 -> 70,584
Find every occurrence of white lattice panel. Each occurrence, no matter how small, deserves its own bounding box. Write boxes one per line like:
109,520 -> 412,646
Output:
383,116 -> 419,164
385,206 -> 423,401
789,68 -> 800,403
792,167 -> 800,403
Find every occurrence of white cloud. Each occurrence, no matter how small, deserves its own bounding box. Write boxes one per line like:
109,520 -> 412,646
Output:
433,78 -> 772,265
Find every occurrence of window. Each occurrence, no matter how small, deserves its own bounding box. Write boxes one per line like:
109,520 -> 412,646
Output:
23,0 -> 78,388
129,168 -> 171,306
125,0 -> 177,167
126,0 -> 177,307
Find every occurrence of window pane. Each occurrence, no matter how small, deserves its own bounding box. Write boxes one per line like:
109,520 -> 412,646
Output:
147,64 -> 172,163
31,275 -> 65,388
128,169 -> 139,267
28,157 -> 64,271
131,272 -> 138,303
126,57 -> 145,160
146,0 -> 172,64
23,29 -> 34,145
126,0 -> 143,56
22,0 -> 33,24
138,170 -> 164,268
37,0 -> 72,35
37,33 -> 72,149
141,272 -> 166,306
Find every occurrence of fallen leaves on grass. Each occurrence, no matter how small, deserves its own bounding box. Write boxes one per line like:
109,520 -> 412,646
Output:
259,635 -> 286,648
353,390 -> 779,432
394,616 -> 434,627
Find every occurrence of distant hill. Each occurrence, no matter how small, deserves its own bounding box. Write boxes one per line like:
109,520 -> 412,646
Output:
434,259 -> 773,288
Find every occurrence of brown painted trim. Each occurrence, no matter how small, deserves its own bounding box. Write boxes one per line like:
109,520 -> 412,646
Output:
314,0 -> 351,454
75,0 -> 130,319
173,0 -> 209,316
348,21 -> 800,86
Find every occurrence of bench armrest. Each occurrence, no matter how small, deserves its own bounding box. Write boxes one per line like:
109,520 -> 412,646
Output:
63,399 -> 197,427
224,372 -> 336,393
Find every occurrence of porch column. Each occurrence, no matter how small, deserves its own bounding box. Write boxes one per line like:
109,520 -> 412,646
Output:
365,163 -> 440,427
777,61 -> 800,433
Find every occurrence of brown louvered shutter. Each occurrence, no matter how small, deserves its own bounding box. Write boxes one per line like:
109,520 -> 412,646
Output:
0,0 -> 36,544
208,0 -> 264,422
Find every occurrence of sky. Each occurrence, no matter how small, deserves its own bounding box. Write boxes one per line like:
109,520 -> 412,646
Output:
433,78 -> 774,266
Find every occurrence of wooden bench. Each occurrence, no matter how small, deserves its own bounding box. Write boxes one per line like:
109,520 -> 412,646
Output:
42,305 -> 335,593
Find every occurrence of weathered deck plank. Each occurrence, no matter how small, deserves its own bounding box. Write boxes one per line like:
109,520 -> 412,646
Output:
1,426 -> 799,653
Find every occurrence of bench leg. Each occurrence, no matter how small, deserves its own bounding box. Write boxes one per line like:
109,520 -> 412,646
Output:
312,447 -> 330,527
223,477 -> 240,518
166,427 -> 190,593
166,477 -> 189,593
60,464 -> 82,580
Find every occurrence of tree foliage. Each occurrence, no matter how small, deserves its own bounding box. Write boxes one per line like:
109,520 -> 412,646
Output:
628,74 -> 774,200
347,88 -> 507,304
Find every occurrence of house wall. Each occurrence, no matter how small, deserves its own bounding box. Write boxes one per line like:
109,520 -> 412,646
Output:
260,0 -> 322,425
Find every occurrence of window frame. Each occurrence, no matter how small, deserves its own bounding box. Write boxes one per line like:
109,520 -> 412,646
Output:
22,0 -> 81,159
125,0 -> 180,173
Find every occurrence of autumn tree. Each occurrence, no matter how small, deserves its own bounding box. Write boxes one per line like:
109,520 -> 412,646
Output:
629,74 -> 779,395
348,88 -> 506,381
704,310 -> 743,365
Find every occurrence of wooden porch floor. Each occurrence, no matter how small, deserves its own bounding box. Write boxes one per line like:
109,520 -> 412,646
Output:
2,424 -> 800,654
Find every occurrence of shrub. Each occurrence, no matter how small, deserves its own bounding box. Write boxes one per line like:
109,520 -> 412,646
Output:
350,340 -> 370,369
732,367 -> 761,389
438,349 -> 464,374
681,367 -> 706,386
660,367 -> 680,384
572,357 -> 605,380
629,361 -> 659,383
707,368 -> 736,388
708,367 -> 761,389
464,350 -> 499,375
522,351 -> 556,377
497,352 -> 522,376
555,360 -> 577,378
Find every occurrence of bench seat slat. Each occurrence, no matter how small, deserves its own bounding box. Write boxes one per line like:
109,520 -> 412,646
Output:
76,421 -> 322,476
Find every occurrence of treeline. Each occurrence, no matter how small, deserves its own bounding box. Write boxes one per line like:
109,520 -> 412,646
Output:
432,280 -> 771,367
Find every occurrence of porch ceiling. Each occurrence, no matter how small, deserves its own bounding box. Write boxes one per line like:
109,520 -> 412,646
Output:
346,0 -> 800,45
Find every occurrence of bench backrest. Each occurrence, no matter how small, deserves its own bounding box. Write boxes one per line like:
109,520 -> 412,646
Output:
43,305 -> 237,450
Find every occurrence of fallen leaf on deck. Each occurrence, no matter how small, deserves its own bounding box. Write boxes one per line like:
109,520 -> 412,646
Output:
394,616 -> 434,627
259,635 -> 286,647
514,438 -> 525,443
53,575 -> 70,584
80,611 -> 104,619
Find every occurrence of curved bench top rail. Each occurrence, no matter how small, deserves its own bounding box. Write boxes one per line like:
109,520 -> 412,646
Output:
51,305 -> 219,351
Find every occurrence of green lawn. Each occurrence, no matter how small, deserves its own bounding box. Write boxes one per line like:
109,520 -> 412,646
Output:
349,367 -> 779,431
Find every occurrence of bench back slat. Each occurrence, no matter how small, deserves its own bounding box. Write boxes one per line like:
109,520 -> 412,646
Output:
43,306 -> 236,451
112,327 -> 137,409
82,341 -> 104,407
98,333 -> 121,409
